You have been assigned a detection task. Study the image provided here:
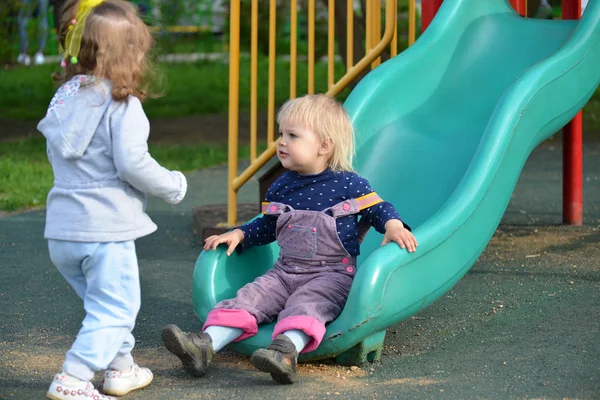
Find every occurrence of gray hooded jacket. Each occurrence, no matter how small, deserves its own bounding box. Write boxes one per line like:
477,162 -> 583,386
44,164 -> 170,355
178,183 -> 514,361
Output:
37,76 -> 187,242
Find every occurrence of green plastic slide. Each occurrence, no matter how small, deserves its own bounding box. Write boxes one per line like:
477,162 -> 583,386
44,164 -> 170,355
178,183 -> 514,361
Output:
192,0 -> 600,365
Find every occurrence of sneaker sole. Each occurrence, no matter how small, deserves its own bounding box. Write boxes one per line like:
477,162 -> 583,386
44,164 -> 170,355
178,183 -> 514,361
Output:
47,391 -> 117,400
102,375 -> 152,397
161,325 -> 208,377
250,350 -> 296,384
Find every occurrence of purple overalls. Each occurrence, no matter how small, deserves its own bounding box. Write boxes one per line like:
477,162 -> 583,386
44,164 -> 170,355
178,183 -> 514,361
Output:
203,199 -> 361,353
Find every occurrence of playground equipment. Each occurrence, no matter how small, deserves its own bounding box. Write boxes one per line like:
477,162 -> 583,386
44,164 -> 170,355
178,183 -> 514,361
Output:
224,0 -> 407,226
194,0 -> 600,365
225,0 -> 589,228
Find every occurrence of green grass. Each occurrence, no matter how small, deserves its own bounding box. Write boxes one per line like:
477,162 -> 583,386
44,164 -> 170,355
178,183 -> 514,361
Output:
1,56 -> 598,129
0,58 -> 351,121
153,33 -> 227,55
0,135 -> 262,212
0,137 -> 55,211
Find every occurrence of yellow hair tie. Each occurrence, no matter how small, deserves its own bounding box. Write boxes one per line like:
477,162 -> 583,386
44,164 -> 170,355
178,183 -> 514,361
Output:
63,0 -> 104,65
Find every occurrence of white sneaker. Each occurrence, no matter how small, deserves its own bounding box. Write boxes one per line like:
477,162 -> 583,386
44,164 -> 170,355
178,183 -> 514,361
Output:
17,53 -> 31,66
47,372 -> 116,400
102,364 -> 153,396
34,52 -> 45,65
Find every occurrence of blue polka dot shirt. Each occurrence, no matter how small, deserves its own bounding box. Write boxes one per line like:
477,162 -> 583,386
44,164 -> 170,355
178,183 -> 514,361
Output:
237,169 -> 409,256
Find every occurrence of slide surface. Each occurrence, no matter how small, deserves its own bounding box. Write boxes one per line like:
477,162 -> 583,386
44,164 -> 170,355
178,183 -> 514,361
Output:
192,0 -> 600,361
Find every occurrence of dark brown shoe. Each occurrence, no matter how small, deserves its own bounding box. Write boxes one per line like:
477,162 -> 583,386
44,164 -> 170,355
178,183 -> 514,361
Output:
162,324 -> 214,377
250,335 -> 298,384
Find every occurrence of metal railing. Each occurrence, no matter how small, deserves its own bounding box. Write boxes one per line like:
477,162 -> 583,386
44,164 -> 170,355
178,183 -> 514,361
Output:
226,0 -> 417,226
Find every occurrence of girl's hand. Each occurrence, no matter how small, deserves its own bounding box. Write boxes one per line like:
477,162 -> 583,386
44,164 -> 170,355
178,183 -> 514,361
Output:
203,229 -> 245,256
381,219 -> 418,253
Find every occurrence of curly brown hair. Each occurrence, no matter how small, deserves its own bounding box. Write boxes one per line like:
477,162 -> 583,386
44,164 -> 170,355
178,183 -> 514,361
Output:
54,0 -> 162,102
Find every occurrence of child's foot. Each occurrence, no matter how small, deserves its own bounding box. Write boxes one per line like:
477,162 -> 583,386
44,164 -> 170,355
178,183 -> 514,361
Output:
250,335 -> 298,384
102,364 -> 153,396
162,324 -> 215,377
47,372 -> 115,400
33,52 -> 45,65
17,53 -> 31,66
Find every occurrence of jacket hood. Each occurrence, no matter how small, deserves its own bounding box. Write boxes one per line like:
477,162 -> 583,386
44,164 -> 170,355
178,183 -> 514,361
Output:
37,76 -> 113,160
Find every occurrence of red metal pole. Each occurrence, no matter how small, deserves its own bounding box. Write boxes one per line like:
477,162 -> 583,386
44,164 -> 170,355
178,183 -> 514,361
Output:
562,0 -> 582,18
421,0 -> 443,31
562,0 -> 583,225
509,0 -> 528,16
563,113 -> 583,225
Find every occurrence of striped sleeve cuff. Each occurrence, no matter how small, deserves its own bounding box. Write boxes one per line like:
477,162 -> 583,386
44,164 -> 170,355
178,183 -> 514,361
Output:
261,202 -> 270,214
356,192 -> 383,210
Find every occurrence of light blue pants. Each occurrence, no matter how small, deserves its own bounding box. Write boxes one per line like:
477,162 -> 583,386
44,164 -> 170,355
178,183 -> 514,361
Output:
18,0 -> 49,54
48,240 -> 141,381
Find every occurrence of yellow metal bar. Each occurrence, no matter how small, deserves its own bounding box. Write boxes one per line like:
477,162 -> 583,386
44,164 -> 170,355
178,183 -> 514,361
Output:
391,0 -> 398,57
227,0 -> 241,226
232,0 -> 398,193
330,0 -> 395,96
328,0 -> 335,89
308,0 -> 315,94
267,0 -> 277,145
408,0 -> 416,45
346,0 -> 353,71
233,141 -> 279,191
366,0 -> 372,58
250,0 -> 258,162
290,0 -> 298,99
372,0 -> 381,69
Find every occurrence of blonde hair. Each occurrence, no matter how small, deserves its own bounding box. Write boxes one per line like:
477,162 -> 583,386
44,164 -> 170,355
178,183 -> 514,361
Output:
54,0 -> 161,101
277,94 -> 355,172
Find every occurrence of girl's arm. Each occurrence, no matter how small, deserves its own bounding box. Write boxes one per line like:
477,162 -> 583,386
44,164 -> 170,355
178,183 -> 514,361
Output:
348,174 -> 410,233
111,97 -> 187,204
235,214 -> 277,253
232,174 -> 290,253
350,175 -> 417,252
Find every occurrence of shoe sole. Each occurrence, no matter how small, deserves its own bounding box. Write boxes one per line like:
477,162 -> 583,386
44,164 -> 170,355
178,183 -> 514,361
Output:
162,325 -> 208,377
250,350 -> 295,384
102,374 -> 153,397
47,390 -> 118,400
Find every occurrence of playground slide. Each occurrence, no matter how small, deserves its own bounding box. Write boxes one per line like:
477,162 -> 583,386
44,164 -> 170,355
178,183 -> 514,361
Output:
192,0 -> 600,364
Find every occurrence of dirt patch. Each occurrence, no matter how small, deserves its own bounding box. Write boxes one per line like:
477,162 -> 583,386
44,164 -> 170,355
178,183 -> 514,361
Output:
201,354 -> 369,388
147,112 -> 272,146
0,112 -> 273,146
482,225 -> 600,273
0,116 -> 233,145
0,344 -> 368,390
0,346 -> 63,376
299,362 -> 367,388
0,120 -> 42,141
3,109 -> 600,146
